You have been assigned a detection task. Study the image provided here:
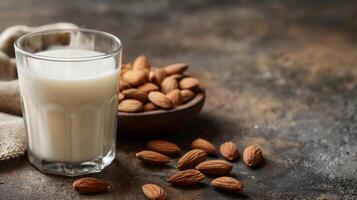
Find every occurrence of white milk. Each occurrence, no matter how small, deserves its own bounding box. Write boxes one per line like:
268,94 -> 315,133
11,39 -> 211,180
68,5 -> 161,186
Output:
17,49 -> 119,163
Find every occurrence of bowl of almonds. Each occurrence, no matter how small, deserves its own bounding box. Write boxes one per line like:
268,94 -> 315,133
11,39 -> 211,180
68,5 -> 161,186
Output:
117,55 -> 205,138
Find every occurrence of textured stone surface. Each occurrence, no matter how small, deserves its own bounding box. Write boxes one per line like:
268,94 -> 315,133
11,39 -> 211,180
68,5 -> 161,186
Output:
1,0 -> 357,199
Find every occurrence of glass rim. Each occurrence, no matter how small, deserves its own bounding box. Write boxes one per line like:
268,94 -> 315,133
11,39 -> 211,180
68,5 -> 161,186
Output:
14,28 -> 122,62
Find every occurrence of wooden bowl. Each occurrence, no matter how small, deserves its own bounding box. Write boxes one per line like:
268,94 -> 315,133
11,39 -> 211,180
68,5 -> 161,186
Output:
117,89 -> 205,139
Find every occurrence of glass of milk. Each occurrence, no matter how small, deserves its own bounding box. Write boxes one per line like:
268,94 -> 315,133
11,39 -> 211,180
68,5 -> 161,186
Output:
14,29 -> 122,176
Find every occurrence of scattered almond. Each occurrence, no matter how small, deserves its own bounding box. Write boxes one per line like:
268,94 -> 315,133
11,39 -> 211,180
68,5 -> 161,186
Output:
195,160 -> 232,176
142,184 -> 167,200
191,138 -> 216,155
180,89 -> 196,103
133,55 -> 150,71
179,77 -> 199,90
139,83 -> 159,93
150,68 -> 166,85
220,141 -> 239,161
136,150 -> 171,165
166,89 -> 182,107
72,177 -> 110,194
119,78 -> 131,91
118,99 -> 143,113
147,140 -> 181,156
167,74 -> 183,80
211,177 -> 243,193
161,77 -> 178,94
167,169 -> 205,186
119,93 -> 124,102
177,149 -> 207,170
143,102 -> 158,111
122,88 -> 148,102
148,91 -> 173,109
243,145 -> 263,167
123,69 -> 148,87
164,63 -> 189,75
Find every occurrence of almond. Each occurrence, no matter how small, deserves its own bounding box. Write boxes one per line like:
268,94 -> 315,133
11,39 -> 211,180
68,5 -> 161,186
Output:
142,184 -> 167,200
163,63 -> 189,75
147,140 -> 181,156
220,141 -> 239,161
211,177 -> 243,192
123,69 -> 148,86
72,177 -> 110,194
136,150 -> 171,165
180,89 -> 196,103
191,138 -> 217,155
177,149 -> 207,170
119,78 -> 131,91
119,92 -> 124,102
166,89 -> 182,107
195,160 -> 232,176
243,145 -> 263,167
167,169 -> 205,186
133,55 -> 150,71
118,99 -> 143,113
143,102 -> 158,111
148,91 -> 173,109
149,68 -> 167,85
167,74 -> 183,80
179,77 -> 199,90
122,88 -> 148,102
139,83 -> 159,93
161,77 -> 178,94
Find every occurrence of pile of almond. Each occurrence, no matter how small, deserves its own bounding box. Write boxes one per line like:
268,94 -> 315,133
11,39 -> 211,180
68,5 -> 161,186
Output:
118,55 -> 200,113
72,139 -> 264,199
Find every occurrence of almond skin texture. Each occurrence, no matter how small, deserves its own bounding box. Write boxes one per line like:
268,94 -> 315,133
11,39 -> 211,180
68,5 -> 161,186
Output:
149,68 -> 167,85
163,63 -> 189,75
180,89 -> 196,103
161,77 -> 178,94
142,184 -> 167,200
123,69 -> 148,86
167,74 -> 183,80
211,177 -> 244,193
118,99 -> 143,113
148,91 -> 173,109
119,93 -> 124,102
122,88 -> 148,102
220,141 -> 239,161
177,149 -> 207,170
243,145 -> 263,167
139,83 -> 159,93
72,177 -> 110,194
166,89 -> 182,107
133,55 -> 150,71
167,169 -> 205,186
119,78 -> 131,91
143,102 -> 158,111
136,150 -> 171,165
179,77 -> 199,90
195,160 -> 233,176
191,138 -> 217,155
147,140 -> 181,156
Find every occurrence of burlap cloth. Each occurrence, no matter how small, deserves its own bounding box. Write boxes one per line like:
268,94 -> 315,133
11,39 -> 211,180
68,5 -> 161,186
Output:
0,22 -> 78,161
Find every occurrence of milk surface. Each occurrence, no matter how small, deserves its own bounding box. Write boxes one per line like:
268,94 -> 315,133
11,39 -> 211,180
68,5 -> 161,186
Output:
18,49 -> 119,162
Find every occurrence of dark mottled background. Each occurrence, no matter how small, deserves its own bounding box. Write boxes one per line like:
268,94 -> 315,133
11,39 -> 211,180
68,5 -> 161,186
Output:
0,0 -> 357,199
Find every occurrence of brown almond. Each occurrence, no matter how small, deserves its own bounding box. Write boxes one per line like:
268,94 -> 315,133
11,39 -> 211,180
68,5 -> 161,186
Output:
149,68 -> 167,85
121,63 -> 133,76
220,141 -> 239,161
119,93 -> 124,102
148,91 -> 173,110
164,63 -> 189,75
191,138 -> 217,155
143,102 -> 158,111
179,77 -> 199,90
180,89 -> 196,103
211,177 -> 244,192
122,88 -> 148,102
142,184 -> 167,200
161,77 -> 178,94
72,177 -> 110,194
243,145 -> 263,167
136,150 -> 171,165
195,160 -> 232,176
123,69 -> 148,87
118,99 -> 143,113
177,149 -> 207,170
119,78 -> 131,91
133,55 -> 150,71
166,89 -> 182,107
167,169 -> 205,186
147,140 -> 181,156
139,83 -> 159,93
167,74 -> 184,80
